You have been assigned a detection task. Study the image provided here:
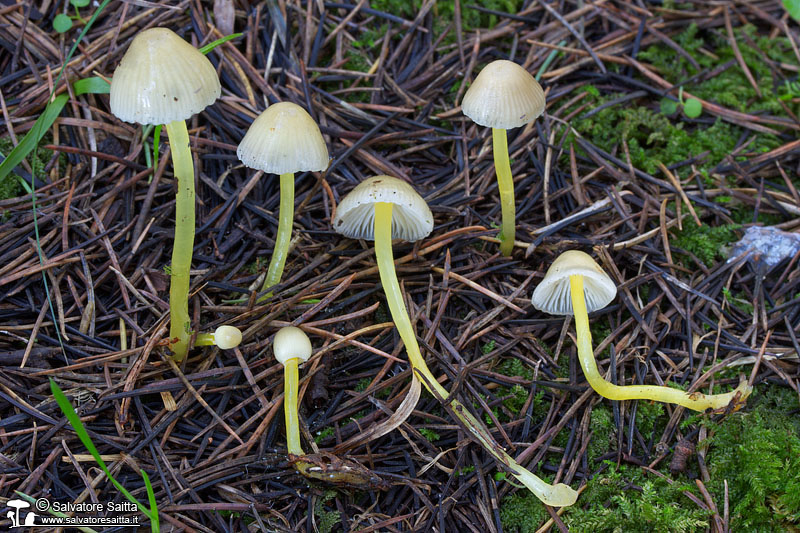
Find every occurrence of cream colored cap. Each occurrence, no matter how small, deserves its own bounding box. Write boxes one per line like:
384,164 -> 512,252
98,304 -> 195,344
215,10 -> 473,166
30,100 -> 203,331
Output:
273,326 -> 313,365
214,325 -> 242,350
110,28 -> 221,125
332,176 -> 433,242
461,59 -> 545,129
531,250 -> 616,315
237,102 -> 329,174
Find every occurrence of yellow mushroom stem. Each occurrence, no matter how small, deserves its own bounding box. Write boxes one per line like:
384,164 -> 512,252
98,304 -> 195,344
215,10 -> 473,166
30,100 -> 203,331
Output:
259,172 -> 294,301
165,120 -> 194,362
569,275 -> 752,411
492,127 -> 515,257
374,202 -> 577,507
283,357 -> 303,456
194,333 -> 214,346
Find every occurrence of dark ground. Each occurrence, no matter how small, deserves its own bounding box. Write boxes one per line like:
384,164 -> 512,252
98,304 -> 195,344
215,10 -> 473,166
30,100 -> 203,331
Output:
1,0 -> 800,532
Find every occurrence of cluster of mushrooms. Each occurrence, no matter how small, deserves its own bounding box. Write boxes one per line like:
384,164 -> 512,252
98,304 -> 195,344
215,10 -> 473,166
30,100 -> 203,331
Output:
107,28 -> 752,508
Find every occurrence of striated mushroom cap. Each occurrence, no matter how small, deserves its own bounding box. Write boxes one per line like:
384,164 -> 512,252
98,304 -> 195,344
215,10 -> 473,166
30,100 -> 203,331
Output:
531,250 -> 616,316
461,59 -> 545,129
110,28 -> 221,125
237,102 -> 329,174
332,176 -> 433,242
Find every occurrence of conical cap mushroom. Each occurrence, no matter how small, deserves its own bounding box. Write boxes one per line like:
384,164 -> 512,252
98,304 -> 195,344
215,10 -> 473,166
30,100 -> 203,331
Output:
461,59 -> 545,129
110,28 -> 221,125
332,176 -> 433,242
237,102 -> 329,174
532,250 -> 616,315
273,326 -> 313,365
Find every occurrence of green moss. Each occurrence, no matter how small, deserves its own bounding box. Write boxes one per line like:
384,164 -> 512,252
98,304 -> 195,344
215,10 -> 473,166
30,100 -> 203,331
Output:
0,137 -> 62,201
704,387 -> 800,531
314,490 -> 341,533
482,339 -> 496,355
419,428 -> 440,442
562,463 -> 710,532
354,378 -> 372,393
496,357 -> 534,380
499,490 -> 551,533
314,426 -> 335,443
587,405 -> 615,467
671,223 -> 739,267
569,23 -> 785,180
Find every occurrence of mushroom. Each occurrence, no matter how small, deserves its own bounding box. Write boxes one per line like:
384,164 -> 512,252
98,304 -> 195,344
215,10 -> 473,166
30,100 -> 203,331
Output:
237,102 -> 329,299
111,28 -> 221,361
333,176 -> 577,507
273,326 -> 313,456
461,60 -> 545,256
532,250 -> 752,411
194,325 -> 242,350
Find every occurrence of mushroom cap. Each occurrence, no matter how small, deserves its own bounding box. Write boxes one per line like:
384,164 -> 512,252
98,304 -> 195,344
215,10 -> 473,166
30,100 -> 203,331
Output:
531,250 -> 616,315
461,59 -> 545,129
237,102 -> 329,174
273,326 -> 313,365
110,28 -> 221,125
332,175 -> 433,242
214,325 -> 242,350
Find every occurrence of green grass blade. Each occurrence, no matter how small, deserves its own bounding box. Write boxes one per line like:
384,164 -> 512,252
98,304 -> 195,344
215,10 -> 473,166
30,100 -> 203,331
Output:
49,379 -> 152,519
153,124 -> 162,172
141,470 -> 160,532
199,33 -> 242,54
0,94 -> 68,183
74,76 -> 111,95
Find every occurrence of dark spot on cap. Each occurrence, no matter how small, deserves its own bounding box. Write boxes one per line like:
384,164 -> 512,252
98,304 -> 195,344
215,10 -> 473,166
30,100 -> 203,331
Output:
336,219 -> 343,226
174,97 -> 179,101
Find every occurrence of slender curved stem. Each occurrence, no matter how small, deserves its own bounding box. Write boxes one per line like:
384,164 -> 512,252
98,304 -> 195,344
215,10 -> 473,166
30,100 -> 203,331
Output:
165,120 -> 194,362
284,358 -> 303,456
194,333 -> 214,346
492,127 -> 515,256
570,275 -> 752,411
374,202 -> 577,507
260,172 -> 295,300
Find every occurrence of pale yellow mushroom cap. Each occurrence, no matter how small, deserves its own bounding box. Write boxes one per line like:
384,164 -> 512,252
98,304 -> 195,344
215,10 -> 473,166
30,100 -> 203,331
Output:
237,102 -> 329,174
531,250 -> 617,315
332,176 -> 433,242
110,28 -> 221,125
273,326 -> 313,365
213,325 -> 242,350
461,59 -> 545,129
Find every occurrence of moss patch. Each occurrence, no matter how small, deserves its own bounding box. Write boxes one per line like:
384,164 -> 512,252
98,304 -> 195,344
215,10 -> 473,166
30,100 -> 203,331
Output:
671,222 -> 739,267
704,386 -> 800,531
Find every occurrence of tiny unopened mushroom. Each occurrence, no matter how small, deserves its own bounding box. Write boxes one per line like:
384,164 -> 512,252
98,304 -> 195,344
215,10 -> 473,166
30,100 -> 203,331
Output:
333,176 -> 577,507
461,60 -> 545,256
111,28 -> 221,361
532,250 -> 752,411
194,325 -> 242,350
238,102 -> 329,299
274,326 -> 313,456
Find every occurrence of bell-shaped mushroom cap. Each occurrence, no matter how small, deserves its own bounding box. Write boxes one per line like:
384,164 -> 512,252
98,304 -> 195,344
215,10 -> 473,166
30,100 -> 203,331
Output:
237,102 -> 329,174
214,325 -> 242,350
461,59 -> 545,129
332,176 -> 433,242
110,28 -> 221,125
273,326 -> 313,365
531,250 -> 617,316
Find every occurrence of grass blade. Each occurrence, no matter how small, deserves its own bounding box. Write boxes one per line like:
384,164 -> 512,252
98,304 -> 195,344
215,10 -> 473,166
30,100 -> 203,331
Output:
199,33 -> 242,54
49,379 -> 153,521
